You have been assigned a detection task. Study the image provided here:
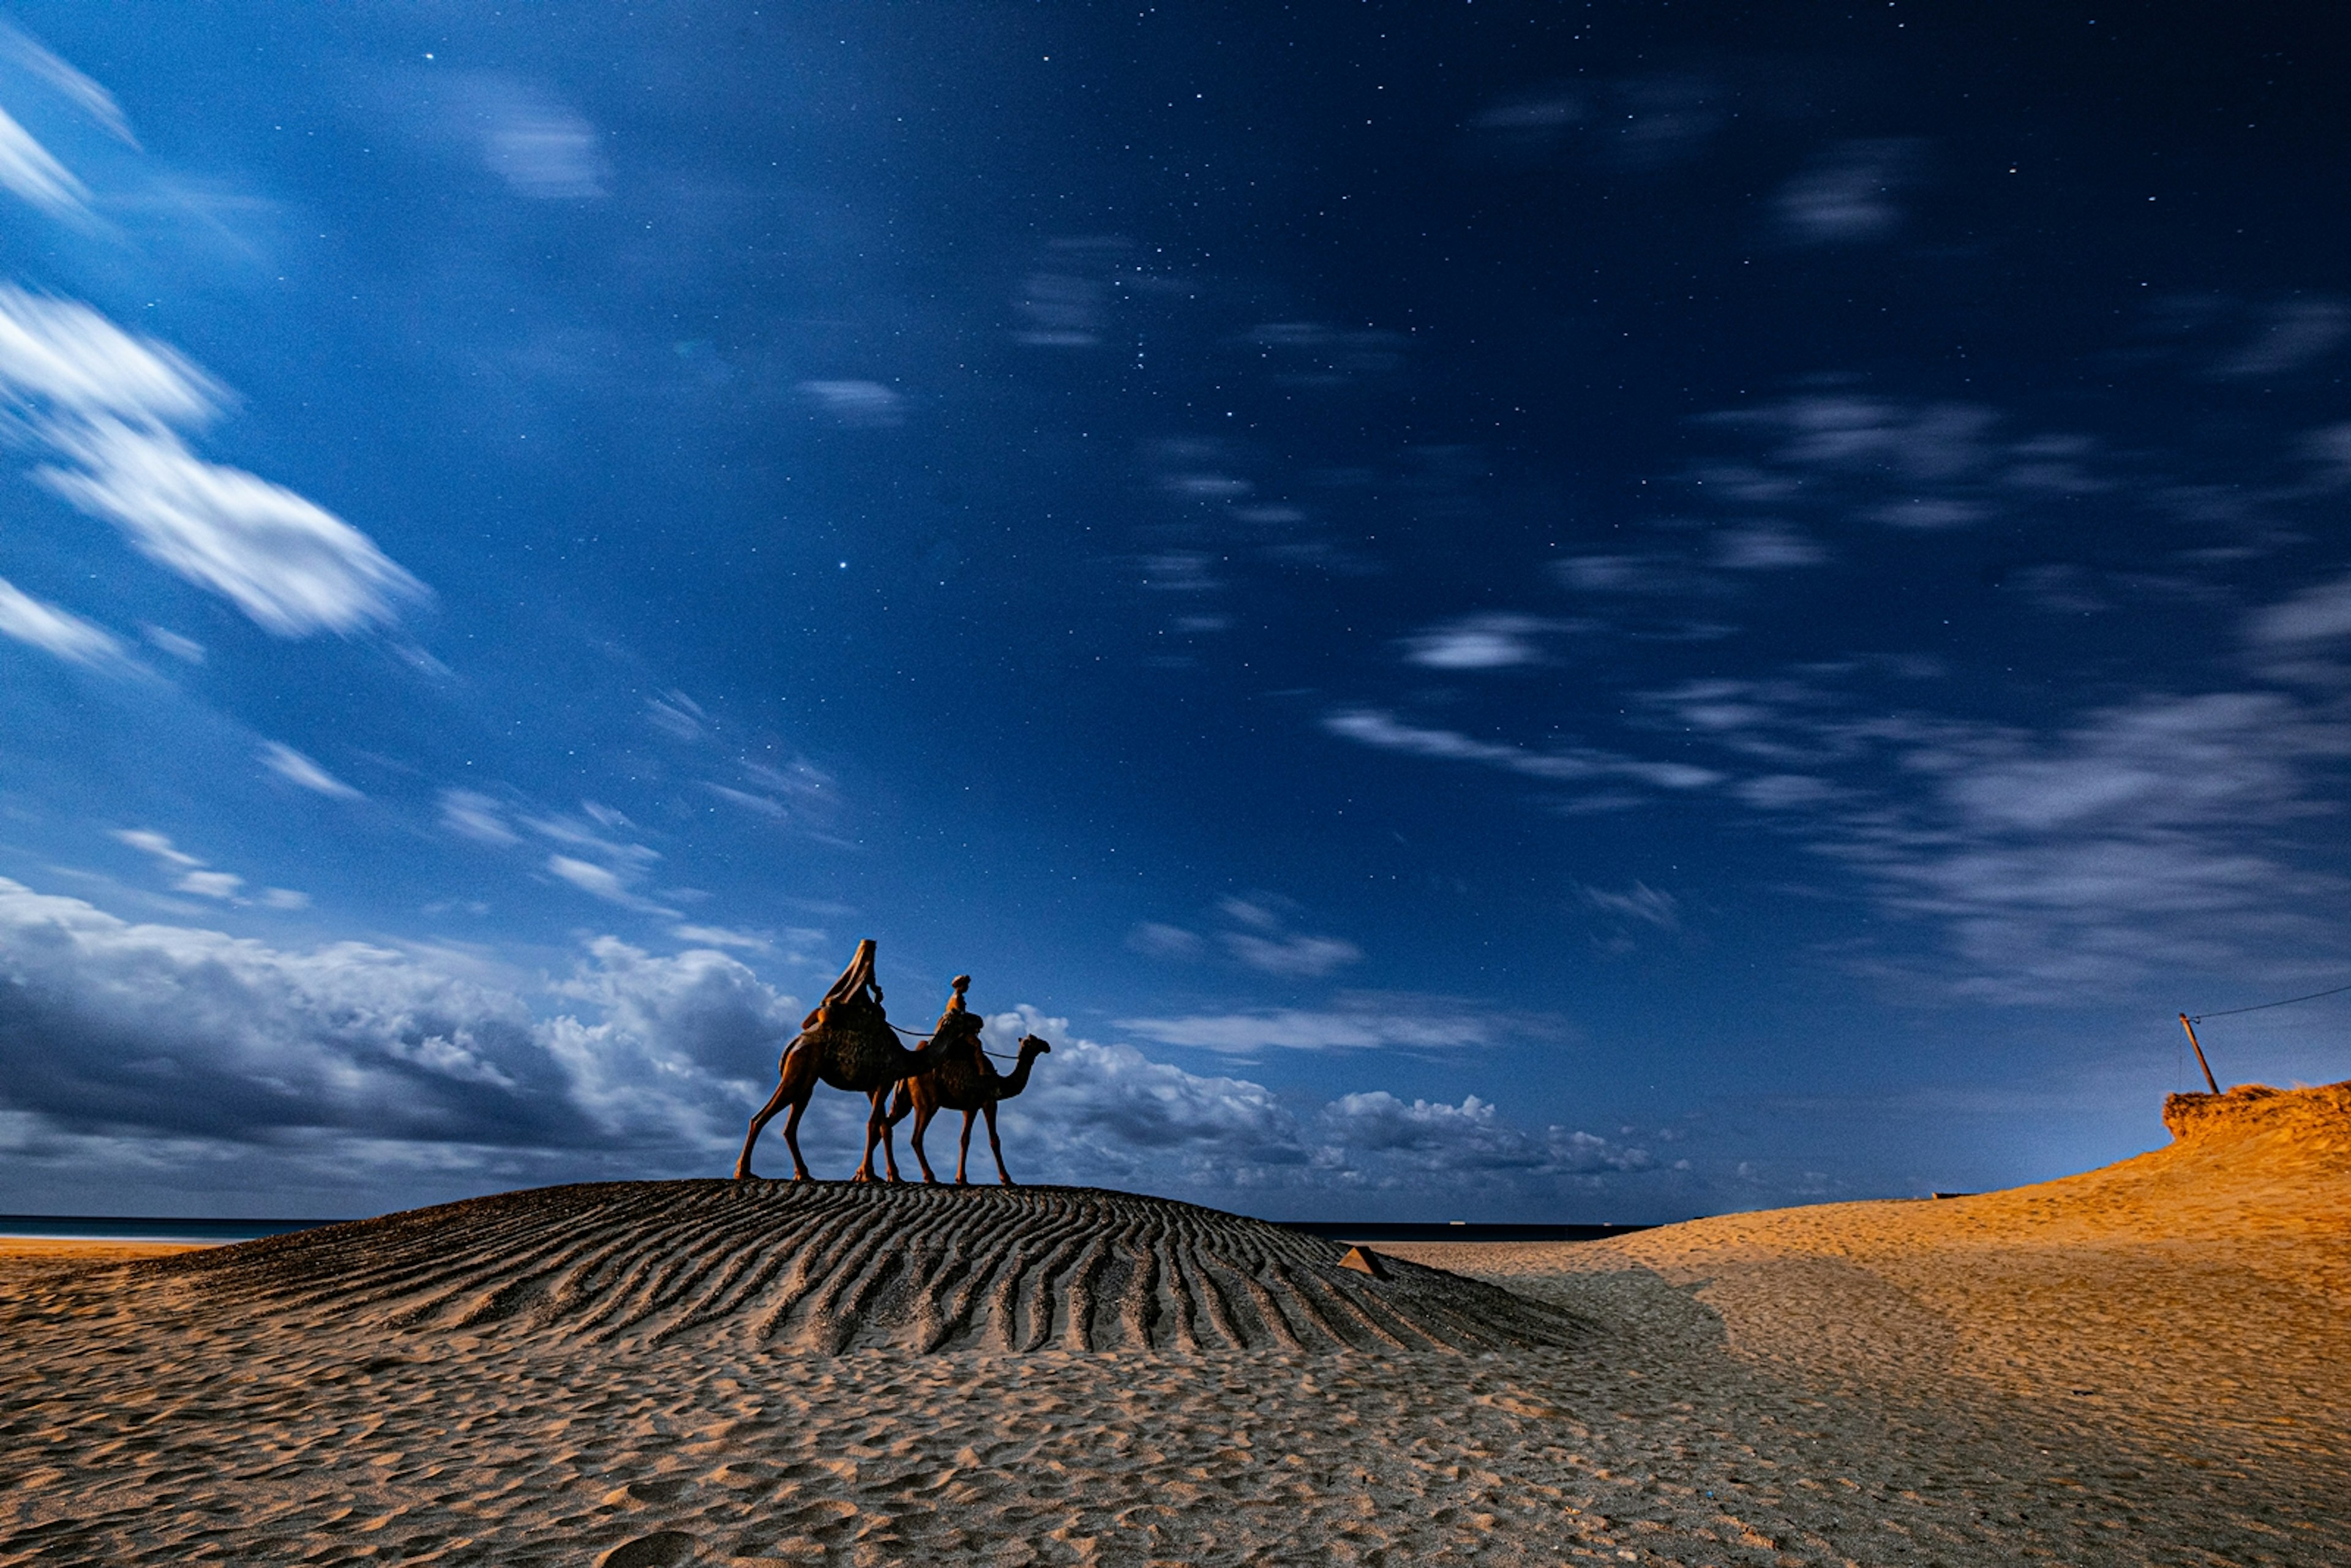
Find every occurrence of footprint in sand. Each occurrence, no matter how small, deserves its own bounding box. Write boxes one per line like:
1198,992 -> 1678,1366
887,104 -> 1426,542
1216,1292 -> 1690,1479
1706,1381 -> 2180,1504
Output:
596,1531 -> 697,1567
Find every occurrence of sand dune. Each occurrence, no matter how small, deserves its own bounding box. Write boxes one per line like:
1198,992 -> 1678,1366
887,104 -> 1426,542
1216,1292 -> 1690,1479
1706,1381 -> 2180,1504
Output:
1398,1080 -> 2351,1444
141,1181 -> 1578,1356
1,1085 -> 2342,1564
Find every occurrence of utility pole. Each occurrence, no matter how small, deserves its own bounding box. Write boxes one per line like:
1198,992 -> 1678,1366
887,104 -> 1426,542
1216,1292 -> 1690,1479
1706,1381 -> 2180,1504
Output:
2178,1014 -> 2221,1096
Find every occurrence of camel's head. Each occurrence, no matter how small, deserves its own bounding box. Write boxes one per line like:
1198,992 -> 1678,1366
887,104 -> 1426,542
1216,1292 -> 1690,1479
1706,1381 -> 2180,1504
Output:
1019,1034 -> 1052,1056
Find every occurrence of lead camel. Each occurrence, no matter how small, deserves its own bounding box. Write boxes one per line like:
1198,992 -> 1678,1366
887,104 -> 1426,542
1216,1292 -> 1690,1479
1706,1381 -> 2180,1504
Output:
733,941 -> 977,1183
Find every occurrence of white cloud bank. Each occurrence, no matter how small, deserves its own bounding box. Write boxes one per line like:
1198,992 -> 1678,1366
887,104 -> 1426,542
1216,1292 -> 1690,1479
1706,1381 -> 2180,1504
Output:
0,285 -> 428,636
0,882 -> 1678,1215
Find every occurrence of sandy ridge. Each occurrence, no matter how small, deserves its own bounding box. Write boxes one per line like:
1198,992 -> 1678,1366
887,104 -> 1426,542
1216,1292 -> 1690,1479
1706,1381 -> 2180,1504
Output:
133,1180 -> 1582,1356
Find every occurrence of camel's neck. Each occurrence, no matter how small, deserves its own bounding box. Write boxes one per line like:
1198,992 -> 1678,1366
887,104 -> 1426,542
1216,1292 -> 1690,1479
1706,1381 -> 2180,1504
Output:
998,1046 -> 1044,1098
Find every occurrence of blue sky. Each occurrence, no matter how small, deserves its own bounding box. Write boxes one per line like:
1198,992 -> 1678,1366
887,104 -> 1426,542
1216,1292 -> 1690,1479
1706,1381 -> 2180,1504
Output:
1,2 -> 2347,1220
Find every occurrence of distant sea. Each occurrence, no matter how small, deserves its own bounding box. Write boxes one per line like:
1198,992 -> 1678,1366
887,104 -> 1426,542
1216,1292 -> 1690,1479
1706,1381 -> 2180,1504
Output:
1284,1221 -> 1655,1242
0,1215 -> 337,1244
2,1214 -> 1655,1246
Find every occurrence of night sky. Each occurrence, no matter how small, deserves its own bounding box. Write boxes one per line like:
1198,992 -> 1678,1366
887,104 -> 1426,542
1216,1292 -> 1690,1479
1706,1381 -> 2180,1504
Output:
2,2 -> 2347,1221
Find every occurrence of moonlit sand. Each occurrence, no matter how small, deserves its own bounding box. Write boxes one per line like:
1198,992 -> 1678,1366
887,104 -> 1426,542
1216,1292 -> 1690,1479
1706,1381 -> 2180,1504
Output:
2,1084 -> 2342,1565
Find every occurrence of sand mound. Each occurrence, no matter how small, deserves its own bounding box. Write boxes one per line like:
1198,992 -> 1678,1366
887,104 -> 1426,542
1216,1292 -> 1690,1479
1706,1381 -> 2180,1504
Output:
1921,1076 -> 2351,1252
2162,1075 -> 2351,1149
137,1180 -> 1577,1355
1393,1078 -> 2351,1498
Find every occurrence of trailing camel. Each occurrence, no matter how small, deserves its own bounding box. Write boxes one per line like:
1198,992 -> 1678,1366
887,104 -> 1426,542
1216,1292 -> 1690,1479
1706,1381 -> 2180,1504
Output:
885,1010 -> 1053,1185
732,940 -> 977,1183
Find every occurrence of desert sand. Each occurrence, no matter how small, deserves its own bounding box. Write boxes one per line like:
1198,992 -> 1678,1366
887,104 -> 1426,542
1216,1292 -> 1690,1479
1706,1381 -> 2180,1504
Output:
1,1082 -> 2342,1566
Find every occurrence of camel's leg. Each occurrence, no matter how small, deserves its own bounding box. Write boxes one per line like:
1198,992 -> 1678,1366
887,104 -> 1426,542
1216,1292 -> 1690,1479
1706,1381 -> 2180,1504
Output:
984,1100 -> 1015,1186
777,1086 -> 823,1182
885,1084 -> 940,1184
955,1110 -> 978,1185
735,1041 -> 817,1180
879,1087 -> 904,1181
854,1086 -> 904,1183
770,1043 -> 826,1181
907,1100 -> 941,1185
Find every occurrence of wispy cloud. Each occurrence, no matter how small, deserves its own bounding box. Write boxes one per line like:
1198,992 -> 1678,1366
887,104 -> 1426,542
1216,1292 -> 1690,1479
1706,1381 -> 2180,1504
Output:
1115,993 -> 1556,1055
1223,932 -> 1363,978
438,789 -> 520,846
110,827 -> 304,910
1130,897 -> 1366,977
1775,139 -> 1919,245
797,380 -> 904,427
1468,86 -> 1588,148
112,828 -> 202,869
2216,299 -> 2347,380
1468,72 -> 1722,170
1401,613 -> 1566,669
258,742 -> 362,801
443,77 -> 608,199
1127,921 -> 1204,960
0,102 -> 86,216
1579,881 -> 1679,929
1712,523 -> 1828,570
142,625 -> 203,662
1014,271 -> 1106,347
1681,388 -> 2120,549
671,924 -> 775,955
39,419 -> 429,636
1642,665 -> 2351,1000
703,783 -> 786,818
0,576 -> 123,666
546,855 -> 677,917
0,286 -> 429,636
1324,708 -> 1721,792
174,868 -> 244,900
0,283 -> 214,417
486,107 -> 604,198
645,689 -> 706,741
2246,570 -> 2351,652
443,789 -> 684,918
0,21 -> 138,146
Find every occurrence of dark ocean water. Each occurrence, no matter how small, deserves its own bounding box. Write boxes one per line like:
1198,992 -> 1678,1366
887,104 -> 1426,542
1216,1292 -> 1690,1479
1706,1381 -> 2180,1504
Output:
0,1215 -> 338,1244
1284,1222 -> 1656,1243
2,1214 -> 1658,1245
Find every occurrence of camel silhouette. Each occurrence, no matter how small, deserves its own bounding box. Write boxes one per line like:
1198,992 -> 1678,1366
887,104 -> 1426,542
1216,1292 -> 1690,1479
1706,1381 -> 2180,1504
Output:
732,940 -> 975,1183
886,1029 -> 1052,1186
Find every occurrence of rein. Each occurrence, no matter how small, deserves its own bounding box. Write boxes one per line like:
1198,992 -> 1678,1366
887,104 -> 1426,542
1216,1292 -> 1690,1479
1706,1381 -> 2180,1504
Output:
882,1016 -> 1018,1063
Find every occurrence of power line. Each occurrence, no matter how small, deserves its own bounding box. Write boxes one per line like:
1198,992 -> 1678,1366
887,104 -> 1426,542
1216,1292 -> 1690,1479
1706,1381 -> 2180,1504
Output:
2188,979 -> 2351,1023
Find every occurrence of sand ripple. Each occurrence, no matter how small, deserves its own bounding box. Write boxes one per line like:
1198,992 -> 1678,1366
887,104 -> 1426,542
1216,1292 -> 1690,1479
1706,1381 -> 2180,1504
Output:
135,1180 -> 1578,1356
